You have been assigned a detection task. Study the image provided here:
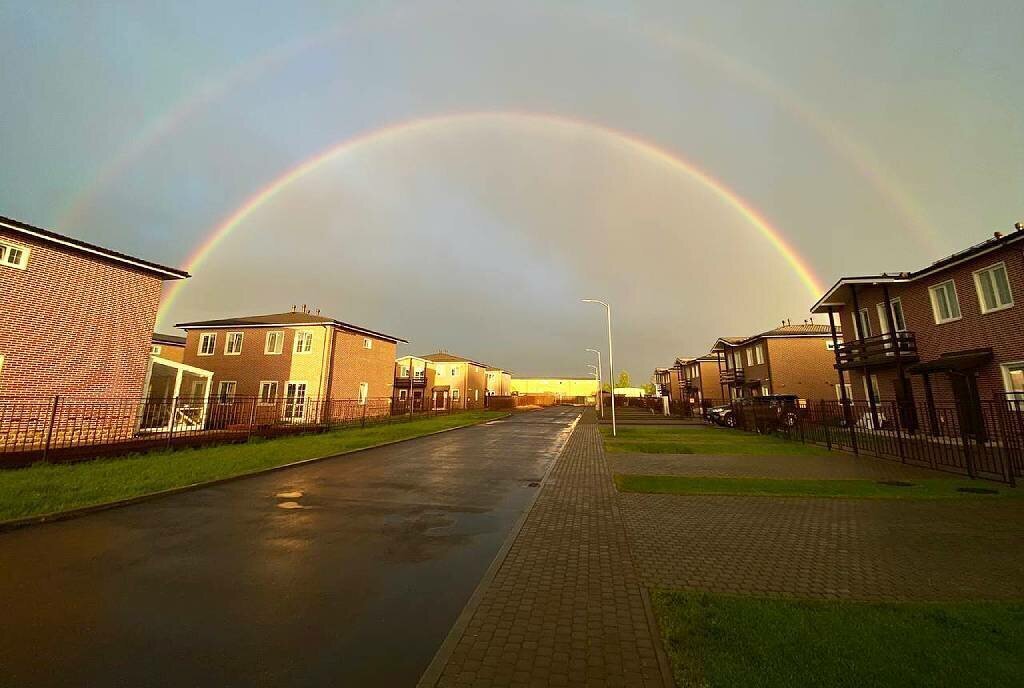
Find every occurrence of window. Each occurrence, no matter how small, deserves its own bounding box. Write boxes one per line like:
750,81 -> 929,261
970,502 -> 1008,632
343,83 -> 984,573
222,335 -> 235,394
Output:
358,382 -> 369,405
834,383 -> 853,401
1002,362 -> 1024,406
363,338 -> 373,350
826,338 -> 844,351
399,364 -> 410,377
474,389 -> 479,401
760,385 -> 770,396
259,381 -> 278,404
0,240 -> 29,269
265,331 -> 284,354
755,344 -> 765,365
199,333 -> 217,356
862,374 -> 880,402
451,367 -> 457,376
224,332 -> 243,355
694,365 -> 700,378
929,280 -> 961,323
150,345 -> 162,356
399,389 -> 408,400
855,308 -> 872,339
974,263 -> 1014,314
452,388 -> 460,402
217,381 -> 237,404
876,299 -> 907,333
746,348 -> 754,366
294,330 -> 313,353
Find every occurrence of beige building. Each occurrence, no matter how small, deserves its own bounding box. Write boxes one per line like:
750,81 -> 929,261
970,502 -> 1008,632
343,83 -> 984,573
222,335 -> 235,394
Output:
486,368 -> 513,396
511,377 -> 599,399
178,310 -> 405,420
151,333 -> 186,363
393,355 -> 436,410
421,352 -> 489,409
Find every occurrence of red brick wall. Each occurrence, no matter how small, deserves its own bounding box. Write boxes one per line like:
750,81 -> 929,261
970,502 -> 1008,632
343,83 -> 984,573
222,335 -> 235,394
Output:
328,329 -> 397,401
765,337 -> 838,400
0,227 -> 163,398
835,242 -> 1024,403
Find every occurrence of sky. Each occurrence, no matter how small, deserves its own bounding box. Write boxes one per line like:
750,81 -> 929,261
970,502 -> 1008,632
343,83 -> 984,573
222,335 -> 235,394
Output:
2,0 -> 1022,381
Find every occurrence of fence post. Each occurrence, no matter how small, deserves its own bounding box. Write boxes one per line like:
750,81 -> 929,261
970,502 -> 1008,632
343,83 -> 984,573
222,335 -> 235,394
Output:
823,405 -> 832,451
42,395 -> 60,462
166,396 -> 177,449
961,424 -> 977,479
247,397 -> 257,442
361,401 -> 367,428
893,401 -> 907,464
848,404 -> 859,455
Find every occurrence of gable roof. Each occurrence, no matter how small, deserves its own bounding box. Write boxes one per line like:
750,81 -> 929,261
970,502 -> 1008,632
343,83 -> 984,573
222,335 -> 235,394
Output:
0,215 -> 189,280
152,332 -> 186,346
812,226 -> 1024,313
422,352 -> 490,367
176,311 -> 406,343
711,324 -> 834,350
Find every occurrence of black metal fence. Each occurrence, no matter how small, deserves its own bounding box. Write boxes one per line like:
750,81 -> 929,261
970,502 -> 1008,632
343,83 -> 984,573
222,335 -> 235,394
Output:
723,398 -> 1024,485
0,395 -> 460,467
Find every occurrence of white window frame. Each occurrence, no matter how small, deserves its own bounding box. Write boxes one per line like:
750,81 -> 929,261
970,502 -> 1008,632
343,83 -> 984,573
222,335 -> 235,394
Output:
746,348 -> 754,366
358,382 -> 369,405
217,380 -> 237,404
834,383 -> 853,401
862,374 -> 881,402
258,381 -> 279,404
451,388 -> 460,401
398,388 -> 408,400
363,337 -> 373,350
151,345 -> 162,356
265,331 -> 284,355
876,298 -> 907,334
294,330 -> 314,354
928,280 -> 962,324
755,344 -> 764,365
1000,361 -> 1024,398
973,262 -> 1014,314
283,381 -> 308,420
854,307 -> 872,339
198,333 -> 217,356
0,240 -> 29,270
224,332 -> 243,355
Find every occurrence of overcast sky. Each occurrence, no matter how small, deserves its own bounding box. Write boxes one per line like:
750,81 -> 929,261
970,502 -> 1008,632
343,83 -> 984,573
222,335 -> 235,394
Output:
2,1 -> 1021,380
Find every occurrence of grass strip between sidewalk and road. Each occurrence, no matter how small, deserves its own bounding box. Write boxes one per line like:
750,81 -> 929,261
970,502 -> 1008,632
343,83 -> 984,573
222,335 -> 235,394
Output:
652,590 -> 1024,688
0,411 -> 505,522
601,425 -> 831,456
614,474 -> 1023,500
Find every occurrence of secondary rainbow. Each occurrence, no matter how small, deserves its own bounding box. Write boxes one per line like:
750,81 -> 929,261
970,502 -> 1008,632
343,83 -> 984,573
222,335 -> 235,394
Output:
159,111 -> 823,319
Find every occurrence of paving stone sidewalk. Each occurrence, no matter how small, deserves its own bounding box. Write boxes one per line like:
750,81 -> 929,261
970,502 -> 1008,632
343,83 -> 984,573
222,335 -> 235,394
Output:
422,412 -> 670,688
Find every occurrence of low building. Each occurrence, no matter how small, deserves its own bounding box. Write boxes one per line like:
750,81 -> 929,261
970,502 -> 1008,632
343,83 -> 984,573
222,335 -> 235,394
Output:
0,214 -> 189,398
811,223 -> 1024,432
711,323 -> 838,401
151,333 -> 186,363
511,377 -> 599,400
177,310 -> 405,421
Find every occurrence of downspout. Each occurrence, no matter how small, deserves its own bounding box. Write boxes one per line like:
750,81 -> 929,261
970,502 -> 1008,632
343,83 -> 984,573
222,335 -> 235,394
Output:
321,326 -> 335,424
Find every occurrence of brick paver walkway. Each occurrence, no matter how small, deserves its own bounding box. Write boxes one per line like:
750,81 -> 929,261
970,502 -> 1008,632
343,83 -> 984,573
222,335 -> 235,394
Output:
609,451 -> 950,480
422,413 -> 670,688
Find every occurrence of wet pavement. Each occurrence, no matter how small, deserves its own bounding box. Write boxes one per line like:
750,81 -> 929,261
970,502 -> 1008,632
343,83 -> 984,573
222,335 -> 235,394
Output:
0,407 -> 579,687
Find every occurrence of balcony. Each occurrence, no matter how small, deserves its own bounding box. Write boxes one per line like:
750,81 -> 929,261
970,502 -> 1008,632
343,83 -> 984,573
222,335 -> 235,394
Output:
394,374 -> 428,386
721,369 -> 745,385
836,331 -> 919,370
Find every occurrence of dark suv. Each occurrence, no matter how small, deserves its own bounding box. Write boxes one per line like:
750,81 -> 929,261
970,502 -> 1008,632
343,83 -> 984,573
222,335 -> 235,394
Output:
744,394 -> 803,431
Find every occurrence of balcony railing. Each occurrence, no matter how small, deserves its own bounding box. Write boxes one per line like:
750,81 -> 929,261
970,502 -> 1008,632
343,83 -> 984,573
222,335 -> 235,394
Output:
836,331 -> 919,369
721,369 -> 745,385
394,374 -> 428,385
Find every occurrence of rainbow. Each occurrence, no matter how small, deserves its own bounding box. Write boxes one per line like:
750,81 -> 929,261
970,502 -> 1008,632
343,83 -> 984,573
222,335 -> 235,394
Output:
56,3 -> 937,251
158,111 -> 823,322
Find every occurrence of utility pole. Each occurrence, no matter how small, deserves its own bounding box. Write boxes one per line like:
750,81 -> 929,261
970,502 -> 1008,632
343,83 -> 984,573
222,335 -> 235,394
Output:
586,348 -> 603,418
582,300 -> 616,436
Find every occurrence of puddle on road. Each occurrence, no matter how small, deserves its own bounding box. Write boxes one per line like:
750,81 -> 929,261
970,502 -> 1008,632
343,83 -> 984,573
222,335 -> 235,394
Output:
276,501 -> 308,510
275,491 -> 304,499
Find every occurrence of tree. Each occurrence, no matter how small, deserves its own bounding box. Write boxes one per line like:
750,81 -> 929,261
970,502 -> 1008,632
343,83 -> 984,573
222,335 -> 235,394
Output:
616,371 -> 631,389
643,382 -> 656,396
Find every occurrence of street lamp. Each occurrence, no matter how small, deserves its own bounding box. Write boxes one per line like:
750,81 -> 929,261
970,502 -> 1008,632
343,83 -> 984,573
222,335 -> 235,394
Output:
585,348 -> 604,418
586,364 -> 601,413
582,299 -> 616,436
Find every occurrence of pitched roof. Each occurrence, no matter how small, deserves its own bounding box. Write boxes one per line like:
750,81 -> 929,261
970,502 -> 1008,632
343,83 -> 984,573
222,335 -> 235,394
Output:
152,332 -> 186,346
812,226 -> 1024,313
422,352 -> 490,367
755,323 -> 832,337
175,311 -> 406,343
0,214 -> 189,280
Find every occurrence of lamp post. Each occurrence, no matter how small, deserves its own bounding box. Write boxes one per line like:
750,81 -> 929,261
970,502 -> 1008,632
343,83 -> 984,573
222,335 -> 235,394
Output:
585,348 -> 604,418
586,364 -> 601,414
582,299 -> 616,436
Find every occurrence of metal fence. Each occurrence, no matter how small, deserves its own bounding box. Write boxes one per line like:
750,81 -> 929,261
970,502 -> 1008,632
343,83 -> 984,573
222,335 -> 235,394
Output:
0,395 -> 458,467
723,398 -> 1024,485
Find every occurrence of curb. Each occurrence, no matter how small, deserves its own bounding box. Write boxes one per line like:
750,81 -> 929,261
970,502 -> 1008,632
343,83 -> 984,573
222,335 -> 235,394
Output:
416,411 -> 582,688
0,412 -> 510,533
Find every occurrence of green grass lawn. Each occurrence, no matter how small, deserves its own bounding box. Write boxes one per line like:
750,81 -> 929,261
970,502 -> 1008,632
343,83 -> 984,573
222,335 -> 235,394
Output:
652,591 -> 1024,688
0,411 -> 504,522
614,474 -> 1022,500
601,425 -> 830,457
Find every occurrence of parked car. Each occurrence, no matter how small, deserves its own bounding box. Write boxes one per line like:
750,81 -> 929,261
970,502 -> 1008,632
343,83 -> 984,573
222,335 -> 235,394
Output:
741,395 -> 804,432
706,404 -> 736,427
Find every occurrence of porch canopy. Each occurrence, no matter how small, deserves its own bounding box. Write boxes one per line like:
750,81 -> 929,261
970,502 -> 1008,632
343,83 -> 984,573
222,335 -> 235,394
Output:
906,348 -> 993,375
141,357 -> 213,431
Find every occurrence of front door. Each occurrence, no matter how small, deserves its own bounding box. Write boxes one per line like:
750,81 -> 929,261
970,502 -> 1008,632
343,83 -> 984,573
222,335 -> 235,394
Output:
433,390 -> 447,410
950,373 -> 984,439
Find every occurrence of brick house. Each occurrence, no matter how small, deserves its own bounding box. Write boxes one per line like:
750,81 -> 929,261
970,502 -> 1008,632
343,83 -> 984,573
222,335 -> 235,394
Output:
0,215 -> 188,397
486,368 -> 513,396
676,354 -> 725,407
151,333 -> 186,363
177,310 -> 405,421
393,355 -> 436,411
654,368 -> 675,401
811,224 -> 1024,431
711,324 -> 838,401
420,352 -> 490,409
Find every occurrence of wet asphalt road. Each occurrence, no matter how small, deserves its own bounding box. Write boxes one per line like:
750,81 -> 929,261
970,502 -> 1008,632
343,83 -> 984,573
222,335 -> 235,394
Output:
0,407 -> 580,687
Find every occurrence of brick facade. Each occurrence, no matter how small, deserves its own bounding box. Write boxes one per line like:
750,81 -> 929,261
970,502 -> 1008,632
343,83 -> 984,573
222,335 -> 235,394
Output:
713,326 -> 837,402
0,219 -> 185,398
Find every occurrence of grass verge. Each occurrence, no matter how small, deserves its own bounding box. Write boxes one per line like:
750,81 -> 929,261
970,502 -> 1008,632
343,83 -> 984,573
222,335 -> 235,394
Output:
652,590 -> 1024,688
614,474 -> 1021,499
601,425 -> 830,457
0,411 -> 504,522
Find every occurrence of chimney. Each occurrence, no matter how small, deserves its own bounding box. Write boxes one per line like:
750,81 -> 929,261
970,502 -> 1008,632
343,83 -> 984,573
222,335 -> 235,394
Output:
291,305 -> 296,313
994,231 -> 1004,240
1015,221 -> 1024,232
